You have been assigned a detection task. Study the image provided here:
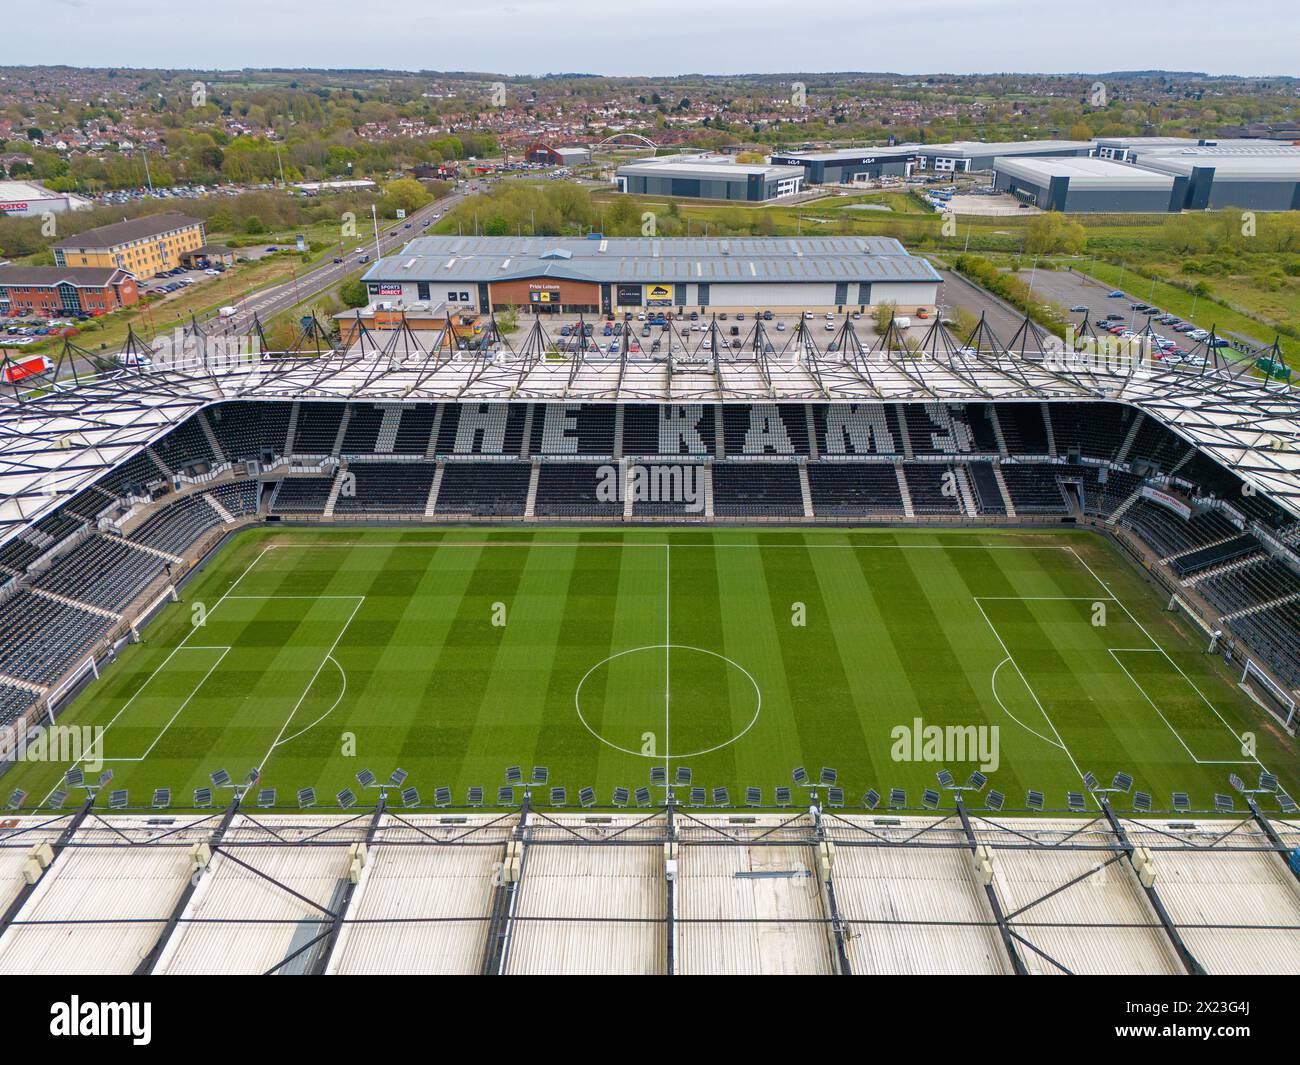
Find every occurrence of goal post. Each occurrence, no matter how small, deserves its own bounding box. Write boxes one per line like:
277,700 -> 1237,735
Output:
1240,658 -> 1297,733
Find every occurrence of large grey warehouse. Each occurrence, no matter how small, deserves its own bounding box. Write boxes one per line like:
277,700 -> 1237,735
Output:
614,154 -> 804,202
993,157 -> 1182,213
361,235 -> 941,316
914,139 -> 1093,172
1137,149 -> 1300,211
769,146 -> 920,185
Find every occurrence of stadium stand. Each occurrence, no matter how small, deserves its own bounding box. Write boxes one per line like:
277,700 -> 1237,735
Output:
0,591 -> 112,686
1000,465 -> 1071,514
712,463 -> 804,516
534,464 -> 624,517
270,477 -> 335,515
334,463 -> 437,514
435,464 -> 531,516
806,463 -> 904,515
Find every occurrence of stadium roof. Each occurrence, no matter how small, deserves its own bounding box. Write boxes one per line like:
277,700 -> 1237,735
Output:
1,810 -> 1296,974
993,156 -> 1177,189
361,235 -> 941,286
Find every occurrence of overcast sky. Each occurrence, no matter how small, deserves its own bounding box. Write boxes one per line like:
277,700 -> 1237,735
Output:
34,0 -> 1300,77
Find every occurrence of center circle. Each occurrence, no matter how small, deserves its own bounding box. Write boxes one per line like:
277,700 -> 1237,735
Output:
574,644 -> 762,759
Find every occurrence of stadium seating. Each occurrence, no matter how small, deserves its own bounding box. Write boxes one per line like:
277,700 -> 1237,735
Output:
712,463 -> 804,516
334,463 -> 437,514
534,463 -> 624,517
806,463 -> 903,515
435,463 -> 531,516
35,535 -> 166,612
270,477 -> 335,514
999,465 -> 1070,514
0,591 -> 112,686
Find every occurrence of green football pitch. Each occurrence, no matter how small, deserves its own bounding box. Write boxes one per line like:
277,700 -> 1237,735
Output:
8,526 -> 1298,813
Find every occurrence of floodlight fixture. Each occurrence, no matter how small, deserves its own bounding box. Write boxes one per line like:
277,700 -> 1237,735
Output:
1066,791 -> 1086,812
1132,791 -> 1152,813
210,769 -> 231,788
336,788 -> 358,809
579,786 -> 597,808
356,769 -> 377,788
433,786 -> 452,807
862,789 -> 881,811
921,788 -> 941,810
152,788 -> 171,810
401,786 -> 420,808
257,788 -> 276,809
1213,793 -> 1234,813
497,786 -> 515,806
967,771 -> 988,792
466,786 -> 484,806
1111,772 -> 1133,794
389,768 -> 409,788
5,789 -> 26,811
1259,772 -> 1278,793
65,768 -> 84,788
650,767 -> 667,787
1082,771 -> 1099,792
819,768 -> 838,786
888,787 -> 907,809
1277,792 -> 1298,815
689,787 -> 706,806
1025,789 -> 1045,811
612,787 -> 630,808
775,786 -> 792,806
712,787 -> 729,807
193,787 -> 213,808
936,769 -> 956,789
792,766 -> 810,786
550,786 -> 567,806
531,766 -> 549,785
298,787 -> 317,809
48,790 -> 68,810
634,787 -> 652,807
985,790 -> 1006,812
108,789 -> 128,810
675,766 -> 692,786
1171,791 -> 1191,813
745,787 -> 762,807
505,766 -> 523,786
98,770 -> 114,788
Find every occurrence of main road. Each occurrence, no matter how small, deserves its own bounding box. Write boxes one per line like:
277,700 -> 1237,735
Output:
211,187 -> 466,336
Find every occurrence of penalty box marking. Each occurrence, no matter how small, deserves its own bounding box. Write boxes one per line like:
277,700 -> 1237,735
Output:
52,593 -> 363,785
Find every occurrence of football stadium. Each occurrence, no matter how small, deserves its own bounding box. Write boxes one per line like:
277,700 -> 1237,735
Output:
0,286 -> 1298,977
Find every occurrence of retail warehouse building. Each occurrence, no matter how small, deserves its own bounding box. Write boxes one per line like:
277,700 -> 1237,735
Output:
361,235 -> 940,316
614,154 -> 804,201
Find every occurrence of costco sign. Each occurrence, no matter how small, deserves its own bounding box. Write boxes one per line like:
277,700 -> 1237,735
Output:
0,202 -> 29,213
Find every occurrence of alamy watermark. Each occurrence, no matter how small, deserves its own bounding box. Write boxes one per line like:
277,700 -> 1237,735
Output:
0,720 -> 105,772
595,463 -> 705,513
890,717 -> 1000,772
